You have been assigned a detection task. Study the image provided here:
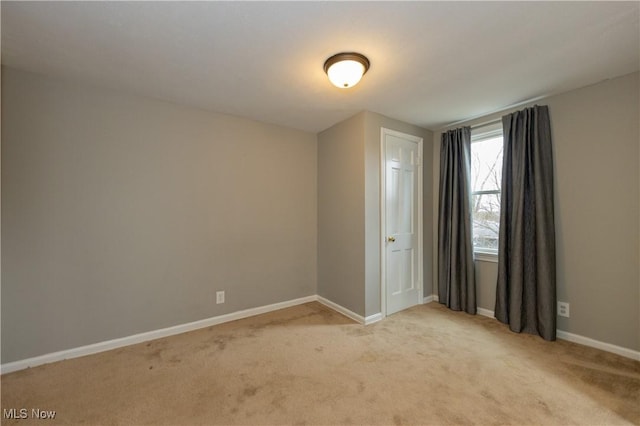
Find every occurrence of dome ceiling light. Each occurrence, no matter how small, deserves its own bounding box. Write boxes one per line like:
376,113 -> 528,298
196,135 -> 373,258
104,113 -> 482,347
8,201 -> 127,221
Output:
323,52 -> 370,89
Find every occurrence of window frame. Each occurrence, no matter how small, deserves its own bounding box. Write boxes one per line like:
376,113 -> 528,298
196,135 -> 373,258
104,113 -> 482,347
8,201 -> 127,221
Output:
470,125 -> 503,262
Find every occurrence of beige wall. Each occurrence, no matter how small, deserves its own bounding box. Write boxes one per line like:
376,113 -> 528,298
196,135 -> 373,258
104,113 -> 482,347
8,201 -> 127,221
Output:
6,63 -> 635,364
433,72 -> 640,351
317,111 -> 431,318
317,112 -> 366,315
1,68 -> 318,362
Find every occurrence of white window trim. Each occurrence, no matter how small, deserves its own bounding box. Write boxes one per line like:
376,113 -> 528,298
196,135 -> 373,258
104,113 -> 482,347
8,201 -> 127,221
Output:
471,127 -> 503,143
474,250 -> 498,263
471,125 -> 503,260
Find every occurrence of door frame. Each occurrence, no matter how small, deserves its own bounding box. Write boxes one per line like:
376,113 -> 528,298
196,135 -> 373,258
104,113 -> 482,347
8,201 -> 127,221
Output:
380,127 -> 424,318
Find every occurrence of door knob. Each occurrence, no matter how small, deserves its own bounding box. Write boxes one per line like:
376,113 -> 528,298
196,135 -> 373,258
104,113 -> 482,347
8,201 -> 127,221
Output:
387,236 -> 396,242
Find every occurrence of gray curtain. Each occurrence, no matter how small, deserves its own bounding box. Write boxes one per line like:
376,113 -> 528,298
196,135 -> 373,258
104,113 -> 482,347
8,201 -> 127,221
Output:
495,105 -> 556,341
438,127 -> 476,314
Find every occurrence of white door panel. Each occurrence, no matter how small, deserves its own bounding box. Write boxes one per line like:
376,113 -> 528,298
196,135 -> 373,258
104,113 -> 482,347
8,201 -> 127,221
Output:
382,129 -> 422,316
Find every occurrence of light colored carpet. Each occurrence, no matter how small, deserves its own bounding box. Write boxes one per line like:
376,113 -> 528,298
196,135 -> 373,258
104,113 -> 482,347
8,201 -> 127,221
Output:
1,302 -> 639,425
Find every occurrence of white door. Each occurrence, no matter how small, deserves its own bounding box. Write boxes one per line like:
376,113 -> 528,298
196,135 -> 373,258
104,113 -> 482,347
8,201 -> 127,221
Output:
382,128 -> 422,316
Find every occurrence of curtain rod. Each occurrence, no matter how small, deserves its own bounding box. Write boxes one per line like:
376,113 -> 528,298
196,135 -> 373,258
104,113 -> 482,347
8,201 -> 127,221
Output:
442,118 -> 501,132
440,93 -> 549,131
470,118 -> 502,130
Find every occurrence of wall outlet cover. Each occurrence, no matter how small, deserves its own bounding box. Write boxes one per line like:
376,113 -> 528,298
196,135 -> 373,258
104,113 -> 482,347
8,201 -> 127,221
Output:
557,301 -> 570,318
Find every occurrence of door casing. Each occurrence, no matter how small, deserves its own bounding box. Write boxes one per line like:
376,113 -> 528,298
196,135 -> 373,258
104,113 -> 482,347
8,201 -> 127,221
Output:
380,127 -> 424,318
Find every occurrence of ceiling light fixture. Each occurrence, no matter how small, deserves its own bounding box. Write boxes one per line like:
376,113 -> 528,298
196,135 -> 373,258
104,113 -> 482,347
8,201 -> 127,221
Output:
323,52 -> 370,89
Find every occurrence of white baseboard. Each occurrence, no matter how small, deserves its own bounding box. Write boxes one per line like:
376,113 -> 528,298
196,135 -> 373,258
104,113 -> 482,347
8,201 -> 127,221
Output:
556,330 -> 640,361
422,298 -> 639,361
364,313 -> 383,325
1,295 -> 317,374
424,294 -> 439,304
4,294 -> 638,373
474,308 -> 639,360
425,295 -> 494,318
315,296 -> 383,325
473,307 -> 639,360
477,307 -> 495,318
316,296 -> 365,324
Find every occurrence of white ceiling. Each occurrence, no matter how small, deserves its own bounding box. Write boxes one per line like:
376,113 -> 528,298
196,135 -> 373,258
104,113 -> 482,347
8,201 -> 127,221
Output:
2,1 -> 639,133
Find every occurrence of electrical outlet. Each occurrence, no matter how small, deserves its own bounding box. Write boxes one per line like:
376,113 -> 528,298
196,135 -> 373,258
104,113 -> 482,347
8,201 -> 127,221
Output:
216,291 -> 225,304
557,301 -> 570,318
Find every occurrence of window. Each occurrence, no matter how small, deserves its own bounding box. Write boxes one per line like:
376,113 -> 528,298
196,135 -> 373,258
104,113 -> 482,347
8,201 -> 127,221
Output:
471,124 -> 503,259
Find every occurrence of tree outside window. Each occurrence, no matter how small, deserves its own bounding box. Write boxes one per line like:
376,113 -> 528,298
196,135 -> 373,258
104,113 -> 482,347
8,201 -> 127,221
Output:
471,128 -> 503,256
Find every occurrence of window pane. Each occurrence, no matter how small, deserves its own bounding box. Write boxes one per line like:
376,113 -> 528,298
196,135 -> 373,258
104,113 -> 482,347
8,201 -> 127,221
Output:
471,136 -> 503,192
472,192 -> 500,251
